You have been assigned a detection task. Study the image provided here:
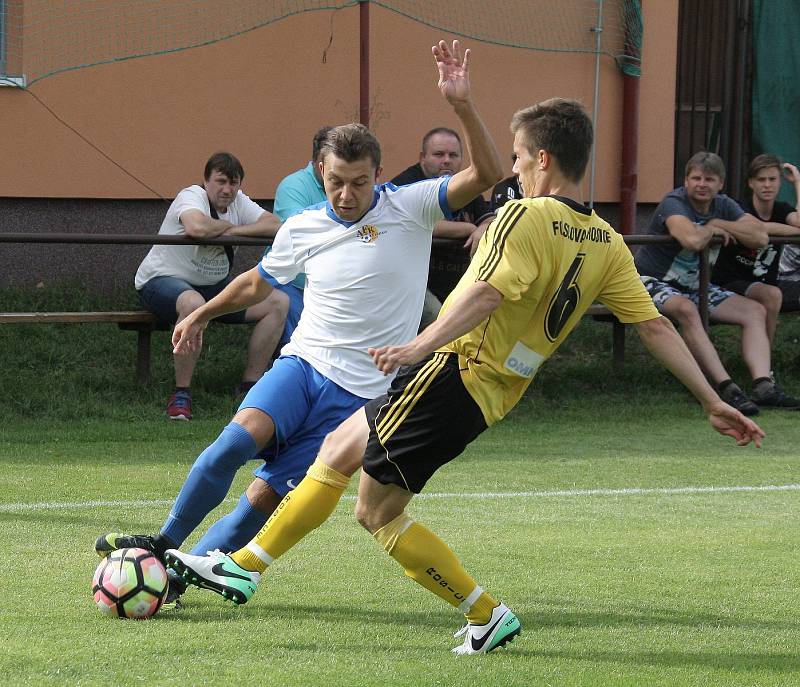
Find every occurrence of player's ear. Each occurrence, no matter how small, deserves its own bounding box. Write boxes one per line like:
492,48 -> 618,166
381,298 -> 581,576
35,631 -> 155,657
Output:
374,166 -> 382,182
538,149 -> 550,170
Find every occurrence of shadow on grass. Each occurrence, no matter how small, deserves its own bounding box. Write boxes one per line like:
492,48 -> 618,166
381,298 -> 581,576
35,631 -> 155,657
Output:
158,596 -> 800,636
533,648 -> 796,673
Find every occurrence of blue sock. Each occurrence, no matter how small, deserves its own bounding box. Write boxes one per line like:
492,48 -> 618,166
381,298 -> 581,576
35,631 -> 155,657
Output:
189,492 -> 269,555
160,422 -> 258,546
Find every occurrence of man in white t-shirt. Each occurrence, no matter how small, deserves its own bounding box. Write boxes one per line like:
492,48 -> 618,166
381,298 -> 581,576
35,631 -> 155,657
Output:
96,40 -> 502,611
135,152 -> 286,420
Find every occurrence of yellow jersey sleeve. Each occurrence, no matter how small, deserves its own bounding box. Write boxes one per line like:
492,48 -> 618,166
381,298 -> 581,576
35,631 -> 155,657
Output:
597,242 -> 660,324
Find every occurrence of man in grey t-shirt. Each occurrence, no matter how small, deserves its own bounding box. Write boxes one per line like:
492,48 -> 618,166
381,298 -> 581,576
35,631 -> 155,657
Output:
136,152 -> 287,420
635,151 -> 800,413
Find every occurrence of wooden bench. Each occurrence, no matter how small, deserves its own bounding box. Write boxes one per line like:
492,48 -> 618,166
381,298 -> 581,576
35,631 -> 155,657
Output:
0,311 -> 170,385
585,304 -> 626,368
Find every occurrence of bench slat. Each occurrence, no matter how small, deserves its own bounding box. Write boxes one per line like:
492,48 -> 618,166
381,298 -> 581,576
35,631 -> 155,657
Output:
0,311 -> 157,324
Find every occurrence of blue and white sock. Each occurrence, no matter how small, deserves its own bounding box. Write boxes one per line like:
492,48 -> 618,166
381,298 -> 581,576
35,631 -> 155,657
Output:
160,422 -> 258,546
189,492 -> 269,555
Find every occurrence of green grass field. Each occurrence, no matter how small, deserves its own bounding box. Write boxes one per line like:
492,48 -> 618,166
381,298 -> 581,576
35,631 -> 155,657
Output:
1,290 -> 799,685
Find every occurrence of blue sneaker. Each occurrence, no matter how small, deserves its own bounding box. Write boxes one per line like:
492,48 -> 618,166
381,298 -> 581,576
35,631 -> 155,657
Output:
452,603 -> 521,654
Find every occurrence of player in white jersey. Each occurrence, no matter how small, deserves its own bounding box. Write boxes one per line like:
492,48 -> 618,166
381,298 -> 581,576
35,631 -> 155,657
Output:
94,39 -> 502,605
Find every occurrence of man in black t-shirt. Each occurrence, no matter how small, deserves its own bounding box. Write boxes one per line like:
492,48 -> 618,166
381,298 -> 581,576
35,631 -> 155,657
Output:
489,174 -> 522,211
713,154 -> 800,333
391,127 -> 496,327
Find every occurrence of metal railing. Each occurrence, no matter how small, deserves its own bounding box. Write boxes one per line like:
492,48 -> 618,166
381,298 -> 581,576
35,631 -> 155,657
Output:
2,232 -> 799,332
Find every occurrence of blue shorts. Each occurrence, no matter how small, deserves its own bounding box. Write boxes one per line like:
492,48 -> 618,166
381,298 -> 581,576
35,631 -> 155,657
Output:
239,355 -> 369,496
138,275 -> 246,324
138,274 -> 303,345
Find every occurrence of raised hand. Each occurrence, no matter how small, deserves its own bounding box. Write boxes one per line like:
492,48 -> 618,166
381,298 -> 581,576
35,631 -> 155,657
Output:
432,39 -> 471,105
782,162 -> 800,184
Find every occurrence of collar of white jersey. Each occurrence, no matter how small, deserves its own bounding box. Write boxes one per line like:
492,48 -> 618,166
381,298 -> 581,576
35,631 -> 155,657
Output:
325,187 -> 381,228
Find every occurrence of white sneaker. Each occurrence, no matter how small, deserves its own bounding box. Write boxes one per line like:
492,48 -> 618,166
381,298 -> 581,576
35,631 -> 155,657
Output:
452,603 -> 521,654
165,548 -> 260,605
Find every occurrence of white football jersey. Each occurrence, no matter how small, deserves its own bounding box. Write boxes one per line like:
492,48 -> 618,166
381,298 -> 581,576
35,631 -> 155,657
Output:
260,178 -> 451,398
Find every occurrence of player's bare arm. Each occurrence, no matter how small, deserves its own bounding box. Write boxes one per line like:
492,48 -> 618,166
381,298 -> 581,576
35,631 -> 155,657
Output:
173,267 -> 274,354
707,214 -> 767,248
226,210 -> 282,238
634,316 -> 764,447
432,40 -> 502,213
369,280 -> 502,374
179,209 -> 233,238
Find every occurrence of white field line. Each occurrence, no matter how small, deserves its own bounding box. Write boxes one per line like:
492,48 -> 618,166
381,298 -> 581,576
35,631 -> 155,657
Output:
1,483 -> 799,514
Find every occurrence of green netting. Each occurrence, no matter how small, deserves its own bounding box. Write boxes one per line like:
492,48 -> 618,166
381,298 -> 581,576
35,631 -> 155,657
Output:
0,0 -> 642,87
752,0 -> 800,204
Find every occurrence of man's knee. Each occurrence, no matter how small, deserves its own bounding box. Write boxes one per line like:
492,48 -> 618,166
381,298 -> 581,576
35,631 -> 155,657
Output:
245,478 -> 283,515
264,289 -> 289,319
736,296 -> 768,323
247,288 -> 289,323
316,410 -> 370,477
355,499 -> 383,534
755,284 -> 783,313
175,289 -> 206,320
663,296 -> 701,328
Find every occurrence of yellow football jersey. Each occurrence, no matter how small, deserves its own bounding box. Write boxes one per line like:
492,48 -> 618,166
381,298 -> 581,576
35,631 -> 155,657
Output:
441,195 -> 659,425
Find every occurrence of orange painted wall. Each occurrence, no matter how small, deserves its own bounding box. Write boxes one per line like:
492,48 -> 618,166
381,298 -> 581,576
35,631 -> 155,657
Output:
1,3 -> 677,202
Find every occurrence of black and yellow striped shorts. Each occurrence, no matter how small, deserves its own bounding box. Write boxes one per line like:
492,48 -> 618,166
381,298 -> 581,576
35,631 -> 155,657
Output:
362,352 -> 487,493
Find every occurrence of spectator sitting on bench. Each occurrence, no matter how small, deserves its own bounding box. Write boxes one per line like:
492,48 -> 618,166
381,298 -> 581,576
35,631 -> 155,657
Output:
391,127 -> 495,328
635,151 -> 800,414
713,154 -> 800,337
135,152 -> 288,421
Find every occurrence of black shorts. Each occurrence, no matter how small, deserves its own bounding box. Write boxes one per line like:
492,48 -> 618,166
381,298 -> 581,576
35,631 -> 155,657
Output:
779,281 -> 800,312
362,352 -> 488,493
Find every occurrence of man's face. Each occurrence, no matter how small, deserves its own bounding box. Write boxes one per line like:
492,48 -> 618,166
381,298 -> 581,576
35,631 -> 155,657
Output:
419,133 -> 462,178
204,170 -> 241,212
511,131 -> 536,198
684,166 -> 724,207
748,166 -> 781,202
320,153 -> 381,222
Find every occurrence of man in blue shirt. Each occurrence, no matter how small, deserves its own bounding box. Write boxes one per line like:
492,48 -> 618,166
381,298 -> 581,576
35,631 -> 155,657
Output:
273,126 -> 332,222
260,128 -> 334,344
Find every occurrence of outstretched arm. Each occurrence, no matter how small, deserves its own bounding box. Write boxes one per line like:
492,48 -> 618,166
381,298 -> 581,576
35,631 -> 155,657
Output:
634,316 -> 764,446
369,280 -> 502,374
432,40 -> 502,212
172,267 -> 274,354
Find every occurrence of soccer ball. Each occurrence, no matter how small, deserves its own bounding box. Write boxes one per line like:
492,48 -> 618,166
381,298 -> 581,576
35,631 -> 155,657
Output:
92,548 -> 168,619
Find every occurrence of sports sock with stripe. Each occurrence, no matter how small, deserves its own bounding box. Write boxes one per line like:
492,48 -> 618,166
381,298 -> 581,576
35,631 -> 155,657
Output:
231,458 -> 350,573
374,513 -> 498,625
160,422 -> 258,546
189,492 -> 269,556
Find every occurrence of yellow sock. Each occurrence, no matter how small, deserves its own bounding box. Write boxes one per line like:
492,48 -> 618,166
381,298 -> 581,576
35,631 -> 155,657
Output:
374,513 -> 498,624
231,459 -> 350,573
